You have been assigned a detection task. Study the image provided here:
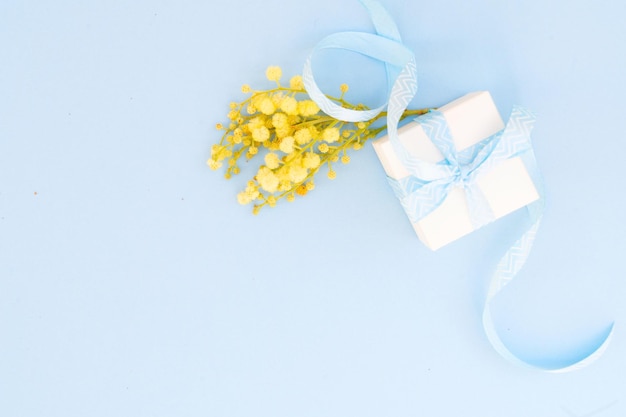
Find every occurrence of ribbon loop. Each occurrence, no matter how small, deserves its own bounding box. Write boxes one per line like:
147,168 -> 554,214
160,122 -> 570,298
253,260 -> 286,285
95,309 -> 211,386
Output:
303,0 -> 413,123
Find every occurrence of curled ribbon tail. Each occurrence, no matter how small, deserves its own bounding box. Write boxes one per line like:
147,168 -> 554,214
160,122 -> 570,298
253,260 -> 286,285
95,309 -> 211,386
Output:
480,108 -> 614,372
483,208 -> 615,372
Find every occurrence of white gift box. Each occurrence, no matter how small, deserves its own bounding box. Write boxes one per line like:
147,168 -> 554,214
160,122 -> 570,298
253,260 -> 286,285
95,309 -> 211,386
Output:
372,91 -> 540,250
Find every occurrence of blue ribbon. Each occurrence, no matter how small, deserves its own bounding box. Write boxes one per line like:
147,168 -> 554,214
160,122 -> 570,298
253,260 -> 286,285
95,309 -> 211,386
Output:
304,0 -> 614,371
389,106 -> 539,228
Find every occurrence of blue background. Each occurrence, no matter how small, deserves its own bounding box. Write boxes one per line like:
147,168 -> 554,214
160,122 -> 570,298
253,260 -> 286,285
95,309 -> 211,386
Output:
1,0 -> 625,416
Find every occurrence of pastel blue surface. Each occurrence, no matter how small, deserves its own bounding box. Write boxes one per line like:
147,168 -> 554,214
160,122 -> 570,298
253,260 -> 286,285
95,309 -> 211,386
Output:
1,0 -> 625,416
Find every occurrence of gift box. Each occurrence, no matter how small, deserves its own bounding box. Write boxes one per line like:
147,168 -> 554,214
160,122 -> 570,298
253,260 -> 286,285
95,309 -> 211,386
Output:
372,91 -> 540,250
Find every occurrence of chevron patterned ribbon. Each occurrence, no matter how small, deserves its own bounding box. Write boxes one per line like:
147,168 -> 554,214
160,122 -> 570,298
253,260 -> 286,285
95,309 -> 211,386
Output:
389,107 -> 545,228
304,0 -> 614,372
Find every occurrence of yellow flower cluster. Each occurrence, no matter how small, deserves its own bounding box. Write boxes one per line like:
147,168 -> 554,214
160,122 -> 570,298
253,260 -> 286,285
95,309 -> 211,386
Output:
208,65 -> 430,214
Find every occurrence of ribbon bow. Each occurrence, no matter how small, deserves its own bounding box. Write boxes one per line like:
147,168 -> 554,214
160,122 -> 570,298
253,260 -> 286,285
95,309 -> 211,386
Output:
388,106 -> 537,229
303,0 -> 614,372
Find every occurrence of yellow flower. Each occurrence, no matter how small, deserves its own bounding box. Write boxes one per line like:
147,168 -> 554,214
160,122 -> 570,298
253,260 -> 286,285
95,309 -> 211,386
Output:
280,96 -> 298,115
318,143 -> 329,153
298,100 -> 320,116
340,83 -> 349,93
252,126 -> 270,142
275,125 -> 292,139
286,193 -> 296,202
341,155 -> 351,164
290,75 -> 304,90
353,142 -> 362,150
264,153 -> 280,169
246,187 -> 259,202
267,196 -> 277,207
322,127 -> 340,143
265,66 -> 282,82
327,169 -> 337,180
241,84 -> 251,93
237,191 -> 252,205
259,98 -> 276,115
294,128 -> 312,145
256,167 -> 279,193
272,113 -> 288,128
207,159 -> 222,170
303,153 -> 321,169
296,184 -> 308,196
289,164 -> 308,183
279,136 -> 295,154
306,181 -> 315,191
